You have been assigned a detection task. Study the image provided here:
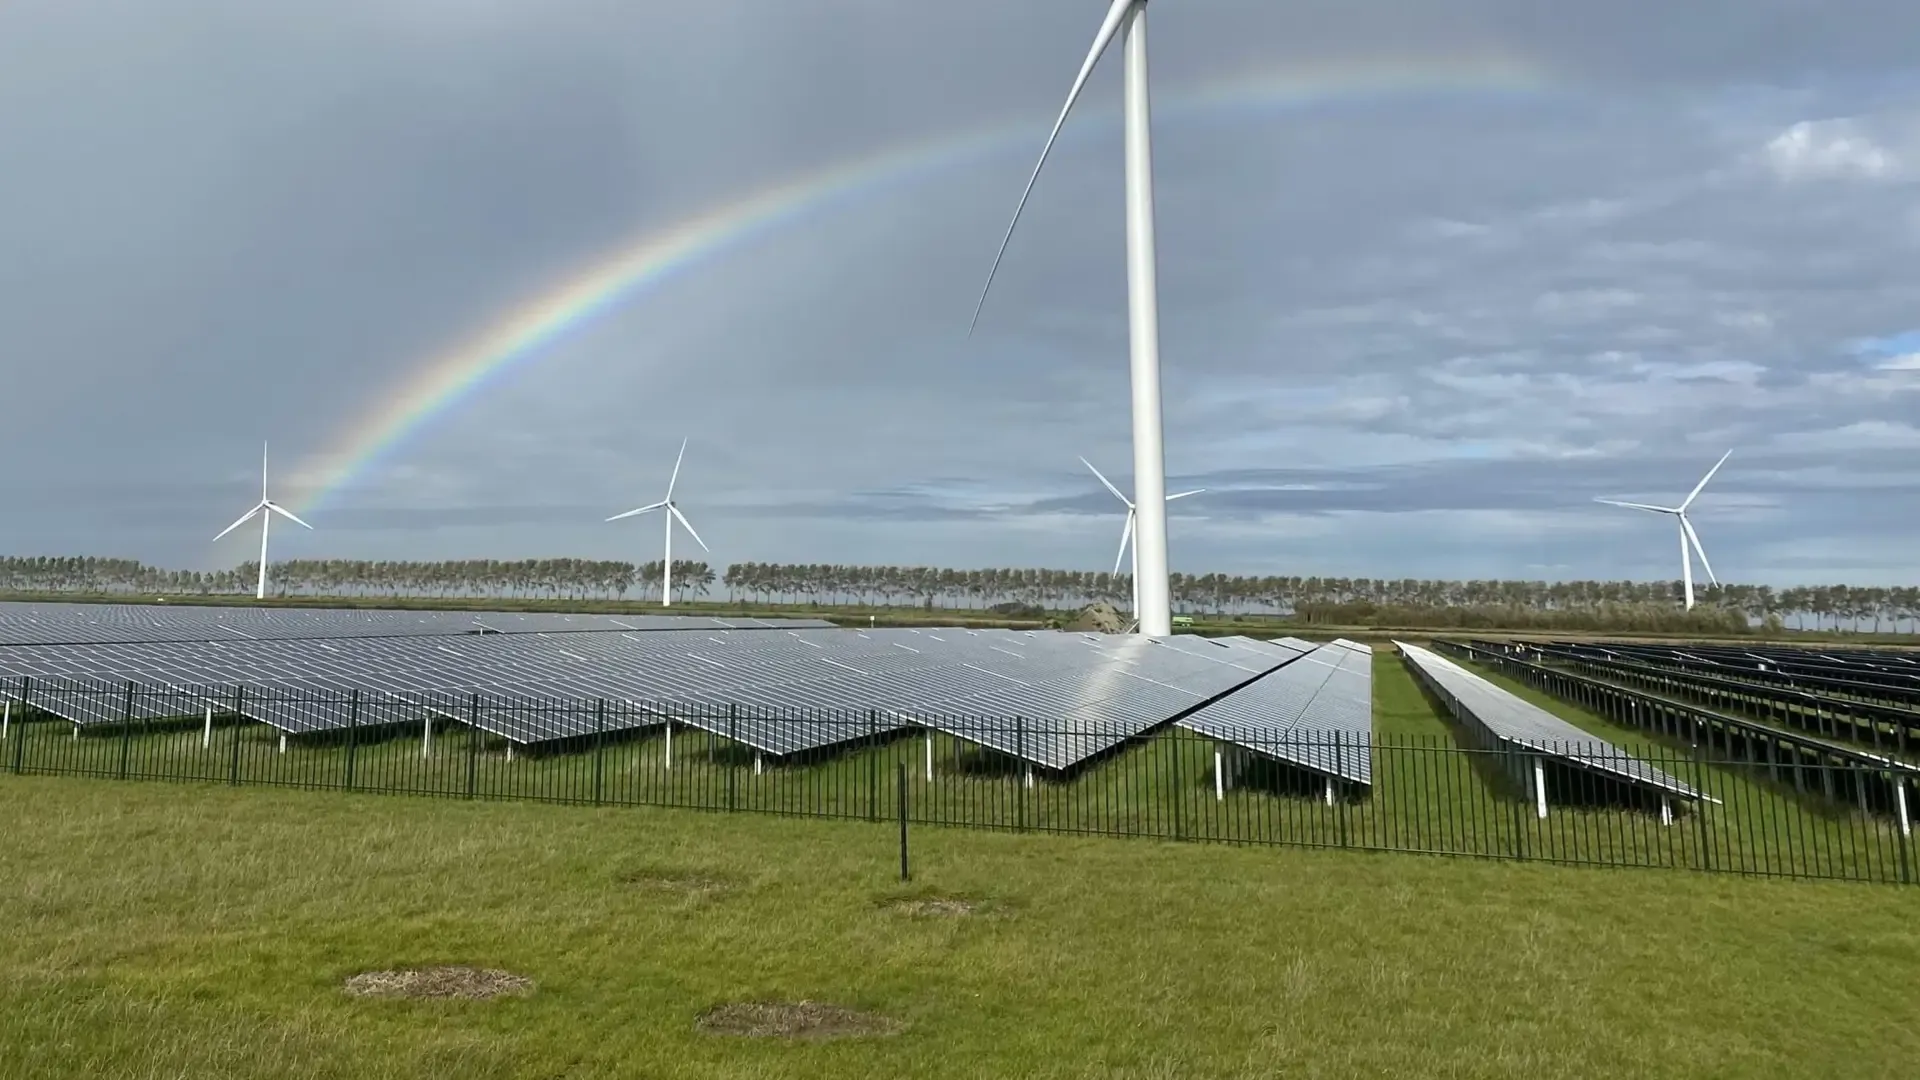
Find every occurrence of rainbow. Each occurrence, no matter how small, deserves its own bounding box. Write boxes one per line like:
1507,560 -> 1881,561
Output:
295,53 -> 1549,512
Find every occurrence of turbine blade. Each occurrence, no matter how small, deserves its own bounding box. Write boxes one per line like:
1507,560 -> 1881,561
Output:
1594,498 -> 1676,514
1681,514 -> 1718,585
969,0 -> 1138,335
669,505 -> 710,552
265,501 -> 314,530
665,437 -> 688,500
213,503 -> 265,542
1680,448 -> 1733,511
1113,507 -> 1135,576
1080,456 -> 1131,507
606,501 -> 668,523
1167,488 -> 1205,501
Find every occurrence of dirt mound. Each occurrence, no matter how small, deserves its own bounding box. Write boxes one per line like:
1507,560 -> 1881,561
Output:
884,897 -> 979,917
696,1001 -> 901,1040
1064,601 -> 1126,634
343,966 -> 533,1000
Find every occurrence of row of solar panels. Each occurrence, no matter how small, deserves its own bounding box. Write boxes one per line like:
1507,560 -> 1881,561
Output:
1542,639 -> 1920,711
0,601 -> 832,646
1396,640 -> 1709,802
0,628 -> 1380,782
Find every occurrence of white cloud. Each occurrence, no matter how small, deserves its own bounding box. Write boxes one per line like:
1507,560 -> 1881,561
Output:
1765,118 -> 1897,181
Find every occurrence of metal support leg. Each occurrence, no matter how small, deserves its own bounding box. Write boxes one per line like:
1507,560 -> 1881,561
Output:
754,753 -> 763,776
1660,798 -> 1672,827
1898,778 -> 1912,838
1213,748 -> 1224,802
422,714 -> 433,759
665,722 -> 673,771
278,734 -> 287,754
202,704 -> 213,750
925,733 -> 933,782
1534,760 -> 1548,819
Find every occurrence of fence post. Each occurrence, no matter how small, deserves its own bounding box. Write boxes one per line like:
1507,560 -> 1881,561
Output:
345,689 -> 360,792
593,698 -> 607,806
867,710 -> 878,823
466,693 -> 481,800
727,703 -> 738,813
228,686 -> 246,786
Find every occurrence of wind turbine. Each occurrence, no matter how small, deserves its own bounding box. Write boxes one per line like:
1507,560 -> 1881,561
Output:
212,442 -> 313,601
1595,449 -> 1732,611
606,438 -> 709,608
1081,457 -> 1202,619
972,0 -> 1177,635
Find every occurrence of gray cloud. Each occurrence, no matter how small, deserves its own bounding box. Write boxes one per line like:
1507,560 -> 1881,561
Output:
3,0 -> 1919,586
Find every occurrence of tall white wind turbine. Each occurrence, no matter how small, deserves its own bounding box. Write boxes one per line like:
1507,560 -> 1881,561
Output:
1081,456 -> 1202,619
212,442 -> 313,601
1595,449 -> 1732,611
972,0 -> 1176,635
606,438 -> 709,608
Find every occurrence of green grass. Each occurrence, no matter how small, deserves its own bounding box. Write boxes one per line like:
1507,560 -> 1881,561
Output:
2,774 -> 1917,1079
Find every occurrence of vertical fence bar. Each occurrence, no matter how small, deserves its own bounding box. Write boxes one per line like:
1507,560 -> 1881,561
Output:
1691,725 -> 1713,873
116,682 -> 134,780
592,698 -> 606,807
897,761 -> 910,881
345,689 -> 360,792
228,686 -> 245,786
466,693 -> 481,800
866,710 -> 878,823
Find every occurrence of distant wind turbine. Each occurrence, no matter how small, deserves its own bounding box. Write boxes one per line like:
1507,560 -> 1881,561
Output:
973,0 -> 1177,636
1595,449 -> 1732,611
607,438 -> 709,608
1081,456 -> 1202,620
213,442 -> 313,601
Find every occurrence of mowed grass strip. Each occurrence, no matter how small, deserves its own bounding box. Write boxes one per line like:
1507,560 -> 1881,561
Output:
2,775 -> 1916,1080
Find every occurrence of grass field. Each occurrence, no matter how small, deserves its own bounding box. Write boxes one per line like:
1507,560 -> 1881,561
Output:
3,775 -> 1918,1080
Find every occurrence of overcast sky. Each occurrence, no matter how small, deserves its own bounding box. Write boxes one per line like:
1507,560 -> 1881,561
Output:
3,0 -> 1918,585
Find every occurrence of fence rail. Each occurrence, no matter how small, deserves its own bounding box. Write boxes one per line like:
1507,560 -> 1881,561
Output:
1,677 -> 1913,886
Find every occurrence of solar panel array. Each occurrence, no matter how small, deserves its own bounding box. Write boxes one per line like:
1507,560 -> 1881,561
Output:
0,625 -> 1303,769
0,601 -> 831,647
1395,640 -> 1708,801
1177,637 -> 1374,785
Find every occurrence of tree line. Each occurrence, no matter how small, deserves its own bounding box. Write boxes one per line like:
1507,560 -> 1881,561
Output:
2,555 -> 1916,635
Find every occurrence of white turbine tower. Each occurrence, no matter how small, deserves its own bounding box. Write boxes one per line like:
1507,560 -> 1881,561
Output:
212,442 -> 313,601
1595,449 -> 1732,611
1081,457 -> 1202,620
607,438 -> 709,608
973,0 -> 1176,635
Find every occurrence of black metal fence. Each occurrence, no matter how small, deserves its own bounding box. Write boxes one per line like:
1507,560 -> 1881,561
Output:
1,678 -> 1913,886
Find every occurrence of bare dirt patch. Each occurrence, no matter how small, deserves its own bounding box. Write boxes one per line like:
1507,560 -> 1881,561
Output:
614,867 -> 733,897
342,966 -> 533,1001
886,897 -> 979,918
696,1001 -> 902,1040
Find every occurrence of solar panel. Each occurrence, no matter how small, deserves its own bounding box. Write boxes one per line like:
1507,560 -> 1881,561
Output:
0,625 -> 1299,769
0,601 -> 833,647
1178,641 -> 1374,786
1395,640 -> 1710,803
